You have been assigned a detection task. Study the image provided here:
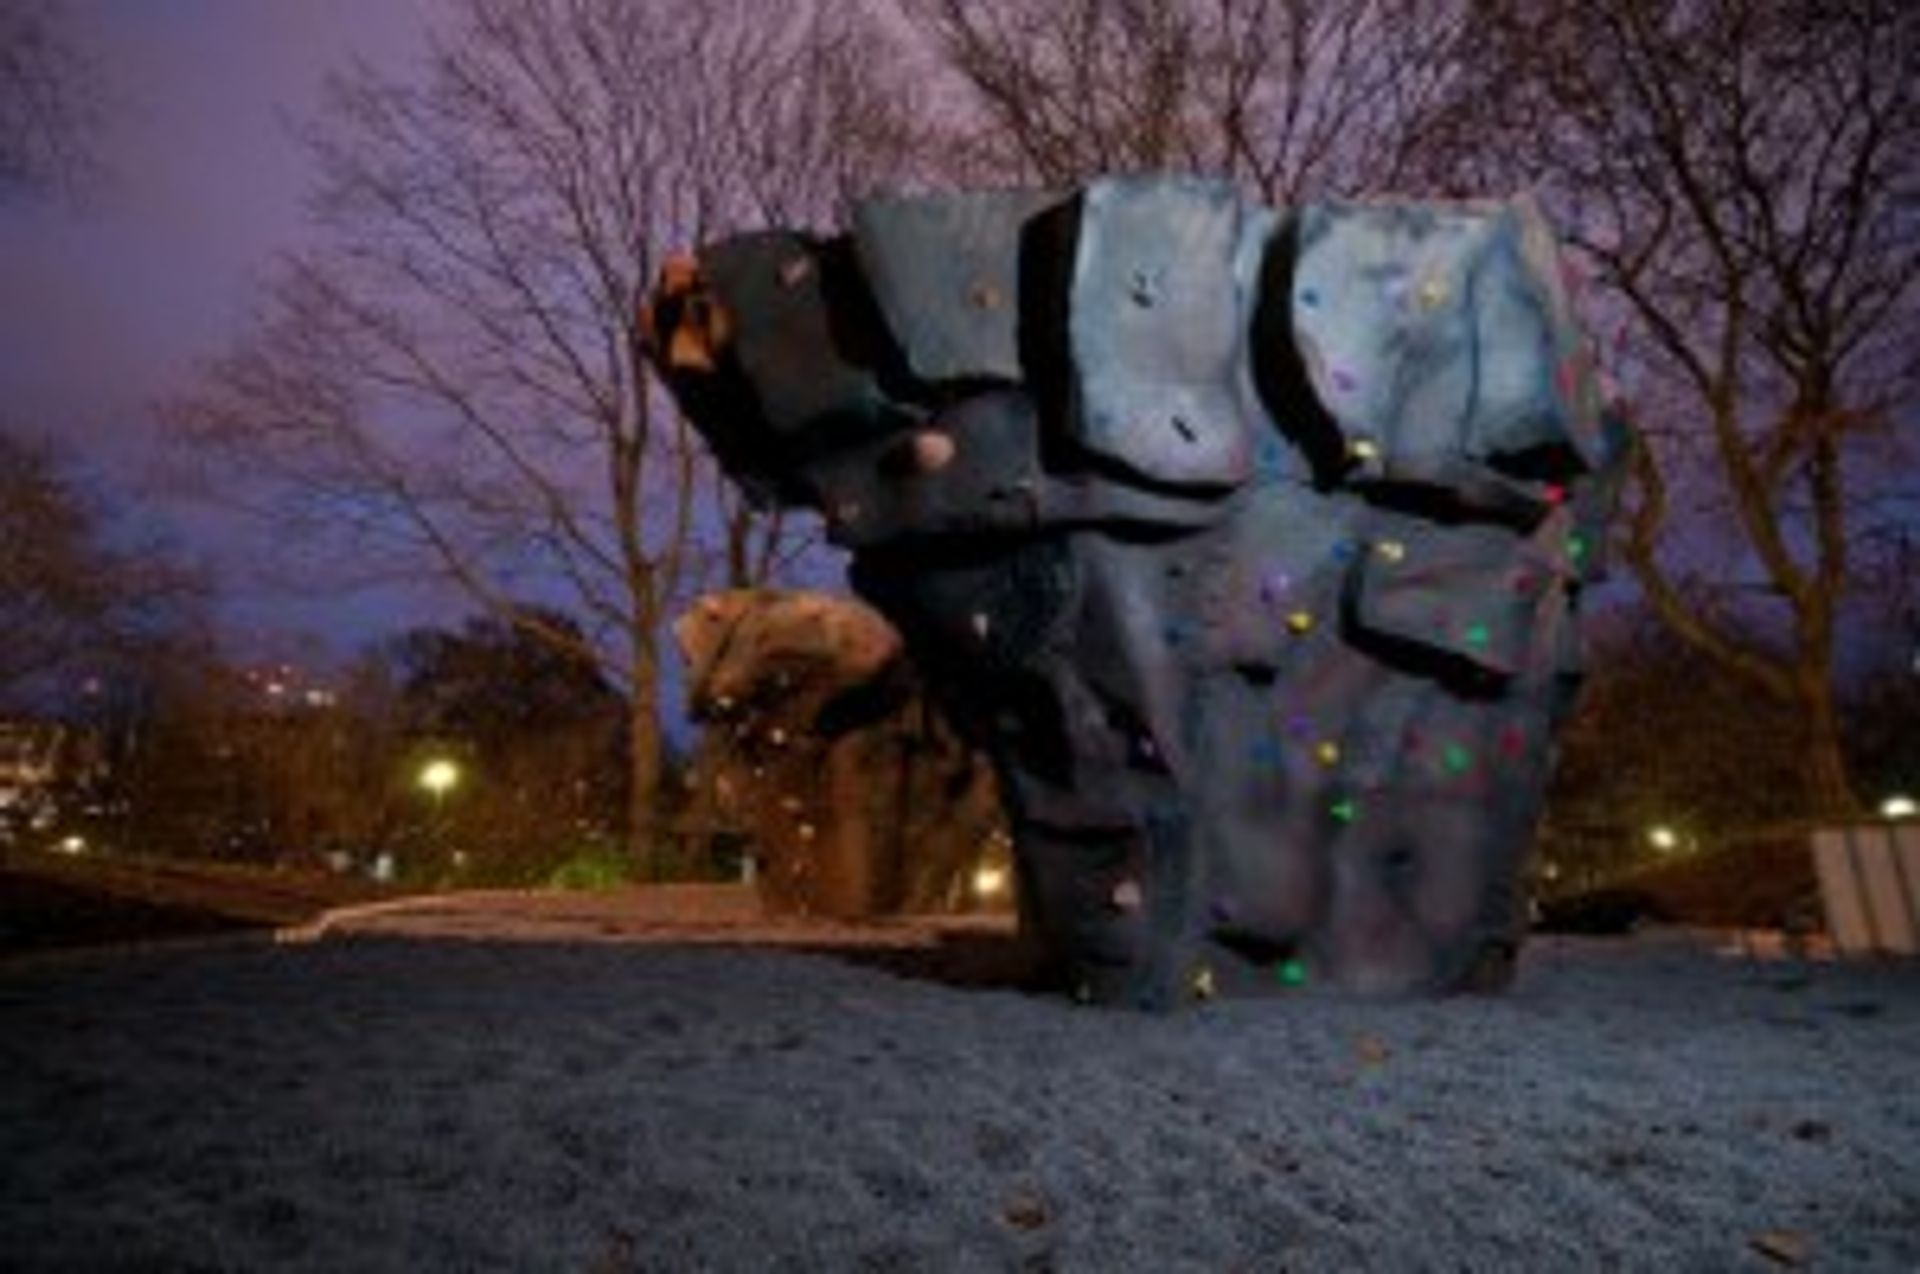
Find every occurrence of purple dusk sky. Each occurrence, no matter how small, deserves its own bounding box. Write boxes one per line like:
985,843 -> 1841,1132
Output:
0,0 -> 457,664
3,4 -> 1908,682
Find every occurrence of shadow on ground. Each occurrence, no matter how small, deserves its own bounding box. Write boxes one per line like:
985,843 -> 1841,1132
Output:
766,927 -> 1056,994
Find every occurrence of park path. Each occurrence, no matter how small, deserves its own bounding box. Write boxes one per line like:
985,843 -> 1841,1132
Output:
280,881 -> 1016,950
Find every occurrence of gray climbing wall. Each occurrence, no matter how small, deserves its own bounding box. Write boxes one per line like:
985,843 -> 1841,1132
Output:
645,177 -> 1629,1008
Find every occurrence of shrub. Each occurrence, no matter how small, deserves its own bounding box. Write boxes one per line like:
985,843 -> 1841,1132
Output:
547,848 -> 634,891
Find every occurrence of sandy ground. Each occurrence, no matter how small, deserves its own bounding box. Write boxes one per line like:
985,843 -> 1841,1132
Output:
2,890 -> 1917,1272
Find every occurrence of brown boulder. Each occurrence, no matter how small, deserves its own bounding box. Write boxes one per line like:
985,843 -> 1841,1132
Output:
673,589 -> 1005,919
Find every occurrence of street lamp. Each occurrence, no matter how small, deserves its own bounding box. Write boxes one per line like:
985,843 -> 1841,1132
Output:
418,758 -> 461,804
417,758 -> 463,877
1883,794 -> 1917,820
1647,824 -> 1680,853
972,863 -> 1007,898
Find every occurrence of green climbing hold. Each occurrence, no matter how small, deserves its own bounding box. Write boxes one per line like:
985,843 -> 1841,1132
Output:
1330,796 -> 1357,823
1443,743 -> 1472,774
1464,621 -> 1490,649
1278,959 -> 1308,987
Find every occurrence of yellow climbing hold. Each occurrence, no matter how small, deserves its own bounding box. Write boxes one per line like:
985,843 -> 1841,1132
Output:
1286,610 -> 1315,635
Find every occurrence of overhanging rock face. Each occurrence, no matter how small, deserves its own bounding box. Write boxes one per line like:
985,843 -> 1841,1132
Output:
646,177 -> 1629,1008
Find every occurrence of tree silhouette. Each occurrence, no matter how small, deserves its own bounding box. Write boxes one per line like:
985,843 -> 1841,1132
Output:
169,0 -> 920,872
0,1 -> 98,199
1462,0 -> 1920,815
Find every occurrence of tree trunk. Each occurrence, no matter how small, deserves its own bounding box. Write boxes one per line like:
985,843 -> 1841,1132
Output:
628,639 -> 665,879
1799,673 -> 1860,820
725,505 -> 751,590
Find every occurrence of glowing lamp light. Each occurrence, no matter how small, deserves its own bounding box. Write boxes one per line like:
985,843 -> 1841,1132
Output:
1647,825 -> 1680,852
1883,794 -> 1917,820
57,834 -> 87,855
972,865 -> 1007,898
418,758 -> 461,797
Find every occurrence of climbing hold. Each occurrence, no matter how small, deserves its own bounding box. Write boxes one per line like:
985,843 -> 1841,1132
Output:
969,280 -> 1002,309
1376,540 -> 1406,563
1192,965 -> 1217,1000
1464,622 -> 1491,649
778,255 -> 813,288
1442,743 -> 1472,774
1330,796 -> 1358,824
1314,740 -> 1342,767
1112,878 -> 1144,912
1278,958 -> 1309,987
1286,611 -> 1315,635
910,430 -> 957,473
1417,274 -> 1449,309
1348,436 -> 1380,461
971,612 -> 991,639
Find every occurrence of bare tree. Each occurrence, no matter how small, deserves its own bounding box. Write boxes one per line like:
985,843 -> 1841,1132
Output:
169,0 -> 920,872
0,0 -> 98,198
1462,0 -> 1920,816
900,0 -> 1469,198
0,428 -> 201,706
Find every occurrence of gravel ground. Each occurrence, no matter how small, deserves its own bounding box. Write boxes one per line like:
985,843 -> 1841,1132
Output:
2,925 -> 1917,1272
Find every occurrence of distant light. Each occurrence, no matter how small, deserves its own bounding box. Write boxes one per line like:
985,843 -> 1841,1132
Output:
973,865 -> 1007,897
57,834 -> 86,855
1647,825 -> 1680,852
418,758 -> 461,796
265,681 -> 286,697
1883,794 -> 1918,820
